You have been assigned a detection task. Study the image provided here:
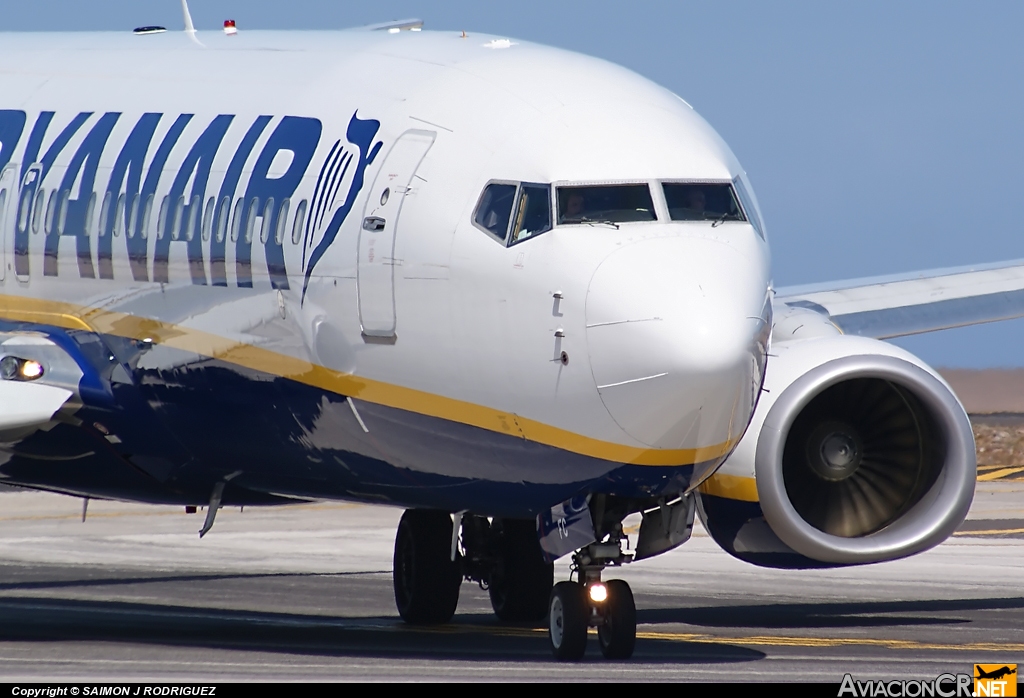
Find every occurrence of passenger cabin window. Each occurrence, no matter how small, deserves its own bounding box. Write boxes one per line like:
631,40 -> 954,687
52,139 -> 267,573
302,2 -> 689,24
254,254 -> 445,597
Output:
473,183 -> 517,242
509,184 -> 552,245
141,194 -> 154,239
157,196 -> 170,239
276,198 -> 290,244
114,194 -> 126,237
217,196 -> 230,243
32,190 -> 45,235
556,184 -> 656,224
230,198 -> 244,242
291,199 -> 307,245
172,196 -> 185,240
663,182 -> 746,223
98,192 -> 111,237
44,190 -> 58,235
57,189 -> 70,235
261,198 -> 275,244
186,195 -> 200,241
244,197 -> 259,243
202,197 -> 216,242
84,193 -> 96,237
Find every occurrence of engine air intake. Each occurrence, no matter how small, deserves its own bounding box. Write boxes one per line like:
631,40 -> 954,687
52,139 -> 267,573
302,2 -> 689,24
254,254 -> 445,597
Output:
755,352 -> 975,565
782,379 -> 942,538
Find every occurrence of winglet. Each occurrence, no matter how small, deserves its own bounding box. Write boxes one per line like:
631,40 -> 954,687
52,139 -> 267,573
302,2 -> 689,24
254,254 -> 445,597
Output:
180,0 -> 203,45
181,0 -> 196,34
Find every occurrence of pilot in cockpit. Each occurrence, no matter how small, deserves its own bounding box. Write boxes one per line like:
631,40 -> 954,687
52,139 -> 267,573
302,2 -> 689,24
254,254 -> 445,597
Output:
562,191 -> 586,221
681,189 -> 707,219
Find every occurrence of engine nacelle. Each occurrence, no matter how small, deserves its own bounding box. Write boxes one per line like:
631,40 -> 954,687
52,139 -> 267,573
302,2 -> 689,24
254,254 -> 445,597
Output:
697,334 -> 976,568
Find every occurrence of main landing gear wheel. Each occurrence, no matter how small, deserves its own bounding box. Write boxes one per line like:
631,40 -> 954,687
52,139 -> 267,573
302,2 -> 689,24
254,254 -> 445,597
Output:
597,579 -> 636,659
488,518 -> 554,622
549,581 -> 589,660
393,509 -> 462,624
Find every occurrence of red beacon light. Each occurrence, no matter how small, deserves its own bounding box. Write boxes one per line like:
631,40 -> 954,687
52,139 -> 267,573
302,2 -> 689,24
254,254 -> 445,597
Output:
223,20 -> 237,36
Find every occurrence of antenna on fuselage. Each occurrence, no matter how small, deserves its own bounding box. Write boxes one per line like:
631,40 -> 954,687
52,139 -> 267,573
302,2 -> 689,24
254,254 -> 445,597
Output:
180,0 -> 204,45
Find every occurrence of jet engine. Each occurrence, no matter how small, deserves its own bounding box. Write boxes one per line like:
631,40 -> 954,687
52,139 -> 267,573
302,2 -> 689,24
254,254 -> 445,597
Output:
697,334 -> 976,568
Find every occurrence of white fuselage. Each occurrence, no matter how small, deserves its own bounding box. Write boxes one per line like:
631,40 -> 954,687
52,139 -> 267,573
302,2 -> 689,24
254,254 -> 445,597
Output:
0,28 -> 771,512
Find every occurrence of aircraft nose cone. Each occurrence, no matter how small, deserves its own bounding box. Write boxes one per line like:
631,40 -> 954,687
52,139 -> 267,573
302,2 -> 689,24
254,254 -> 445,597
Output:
585,236 -> 769,452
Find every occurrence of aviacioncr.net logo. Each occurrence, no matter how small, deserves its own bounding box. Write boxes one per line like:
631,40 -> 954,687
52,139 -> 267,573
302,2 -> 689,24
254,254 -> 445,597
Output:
839,673 -> 974,697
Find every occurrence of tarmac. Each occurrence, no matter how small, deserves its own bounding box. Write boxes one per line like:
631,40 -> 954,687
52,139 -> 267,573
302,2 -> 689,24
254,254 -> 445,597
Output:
0,478 -> 1020,682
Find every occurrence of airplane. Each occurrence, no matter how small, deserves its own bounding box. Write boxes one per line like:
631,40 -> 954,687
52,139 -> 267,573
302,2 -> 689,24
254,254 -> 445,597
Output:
975,667 -> 1017,681
1,3 -> 1020,661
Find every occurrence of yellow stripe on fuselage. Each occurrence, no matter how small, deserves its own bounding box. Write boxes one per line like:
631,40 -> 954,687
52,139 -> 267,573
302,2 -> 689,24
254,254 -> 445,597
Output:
699,472 -> 759,502
0,294 -> 737,467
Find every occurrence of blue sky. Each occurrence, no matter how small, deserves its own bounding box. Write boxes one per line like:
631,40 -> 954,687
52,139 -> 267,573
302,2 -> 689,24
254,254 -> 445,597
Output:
7,2 -> 1024,367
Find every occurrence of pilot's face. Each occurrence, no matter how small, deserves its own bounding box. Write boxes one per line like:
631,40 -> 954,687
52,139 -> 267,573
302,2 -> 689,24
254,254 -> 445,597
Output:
687,190 -> 706,212
566,193 -> 585,216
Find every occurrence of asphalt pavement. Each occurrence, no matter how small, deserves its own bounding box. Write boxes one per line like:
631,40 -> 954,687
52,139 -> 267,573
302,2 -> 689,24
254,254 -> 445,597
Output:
0,481 -> 1020,682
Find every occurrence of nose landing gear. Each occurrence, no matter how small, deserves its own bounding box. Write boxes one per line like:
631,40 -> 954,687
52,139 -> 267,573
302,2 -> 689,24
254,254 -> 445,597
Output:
547,534 -> 637,660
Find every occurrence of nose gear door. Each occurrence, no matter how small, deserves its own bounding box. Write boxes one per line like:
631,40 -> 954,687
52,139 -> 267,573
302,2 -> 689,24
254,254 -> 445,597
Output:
357,129 -> 435,338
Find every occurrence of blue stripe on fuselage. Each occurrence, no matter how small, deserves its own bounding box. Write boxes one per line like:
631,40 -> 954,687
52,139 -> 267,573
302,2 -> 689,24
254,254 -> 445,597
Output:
0,320 -> 699,516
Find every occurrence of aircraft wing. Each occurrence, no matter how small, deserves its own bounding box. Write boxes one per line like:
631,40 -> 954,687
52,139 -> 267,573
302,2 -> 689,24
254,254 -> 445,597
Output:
774,258 -> 1024,339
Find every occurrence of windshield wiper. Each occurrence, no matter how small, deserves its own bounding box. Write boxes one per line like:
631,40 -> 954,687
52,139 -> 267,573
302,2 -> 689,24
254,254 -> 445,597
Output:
710,212 -> 730,228
579,217 -> 620,230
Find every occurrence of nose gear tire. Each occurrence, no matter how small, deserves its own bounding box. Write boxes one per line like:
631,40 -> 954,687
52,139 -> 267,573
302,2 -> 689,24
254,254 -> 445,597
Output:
549,581 -> 588,660
393,509 -> 462,624
597,579 -> 636,659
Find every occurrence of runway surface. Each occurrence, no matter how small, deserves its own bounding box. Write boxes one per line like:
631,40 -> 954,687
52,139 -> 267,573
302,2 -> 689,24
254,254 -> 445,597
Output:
0,481 -> 1021,682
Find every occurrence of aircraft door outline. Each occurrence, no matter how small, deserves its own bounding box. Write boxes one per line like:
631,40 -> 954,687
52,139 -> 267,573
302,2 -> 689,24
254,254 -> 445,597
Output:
357,129 -> 435,338
13,163 -> 43,284
0,164 -> 15,283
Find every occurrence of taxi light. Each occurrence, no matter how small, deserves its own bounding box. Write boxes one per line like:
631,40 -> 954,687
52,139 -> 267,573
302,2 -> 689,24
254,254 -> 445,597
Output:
588,582 -> 608,604
20,360 -> 44,380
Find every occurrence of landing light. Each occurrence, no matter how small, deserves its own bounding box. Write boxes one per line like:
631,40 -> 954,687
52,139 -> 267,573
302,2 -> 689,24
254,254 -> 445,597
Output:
588,582 -> 608,604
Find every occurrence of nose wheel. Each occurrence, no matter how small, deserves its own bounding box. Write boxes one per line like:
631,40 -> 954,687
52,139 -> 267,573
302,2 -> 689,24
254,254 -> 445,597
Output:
548,582 -> 589,660
547,578 -> 637,660
597,579 -> 636,659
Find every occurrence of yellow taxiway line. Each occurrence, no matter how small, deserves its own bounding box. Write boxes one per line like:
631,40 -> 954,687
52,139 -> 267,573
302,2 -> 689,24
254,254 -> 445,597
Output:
410,623 -> 1024,653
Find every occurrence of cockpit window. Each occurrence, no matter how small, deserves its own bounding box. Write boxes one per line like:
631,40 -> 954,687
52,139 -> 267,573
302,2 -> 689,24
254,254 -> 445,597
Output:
732,175 -> 765,239
473,183 -> 517,241
663,182 -> 746,223
557,185 -> 656,224
509,184 -> 552,244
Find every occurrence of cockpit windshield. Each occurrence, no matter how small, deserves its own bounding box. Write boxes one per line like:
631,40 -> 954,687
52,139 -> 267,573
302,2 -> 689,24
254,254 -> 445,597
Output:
556,185 -> 656,224
663,182 -> 746,223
